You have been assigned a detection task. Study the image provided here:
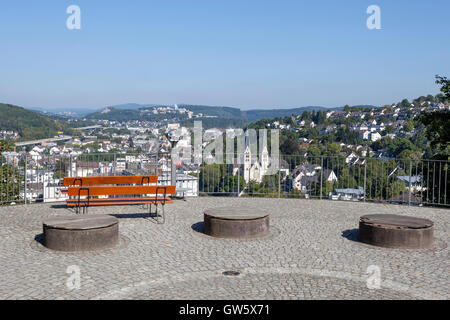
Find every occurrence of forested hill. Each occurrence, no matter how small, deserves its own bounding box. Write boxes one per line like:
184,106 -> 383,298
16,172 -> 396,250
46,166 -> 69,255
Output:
85,104 -> 333,124
0,103 -> 71,141
243,106 -> 329,122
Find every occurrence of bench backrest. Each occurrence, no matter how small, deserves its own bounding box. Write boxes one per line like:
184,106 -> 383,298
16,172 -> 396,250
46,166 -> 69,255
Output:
64,175 -> 158,186
67,185 -> 176,197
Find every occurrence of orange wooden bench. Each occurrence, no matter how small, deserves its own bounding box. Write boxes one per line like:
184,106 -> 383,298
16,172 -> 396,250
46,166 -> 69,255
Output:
63,176 -> 175,222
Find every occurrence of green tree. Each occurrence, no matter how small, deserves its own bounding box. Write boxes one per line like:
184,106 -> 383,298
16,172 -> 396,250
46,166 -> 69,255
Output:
0,140 -> 13,153
420,112 -> 450,157
280,138 -> 300,155
435,75 -> 450,101
219,174 -> 245,194
400,99 -> 411,108
199,164 -> 223,193
384,125 -> 394,135
0,160 -> 23,204
404,119 -> 414,132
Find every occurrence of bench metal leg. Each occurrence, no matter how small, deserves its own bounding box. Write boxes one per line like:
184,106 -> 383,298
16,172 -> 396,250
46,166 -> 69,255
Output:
144,202 -> 165,224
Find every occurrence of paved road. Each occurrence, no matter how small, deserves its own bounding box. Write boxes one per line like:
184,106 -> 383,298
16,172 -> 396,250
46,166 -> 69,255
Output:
0,198 -> 448,300
14,135 -> 72,147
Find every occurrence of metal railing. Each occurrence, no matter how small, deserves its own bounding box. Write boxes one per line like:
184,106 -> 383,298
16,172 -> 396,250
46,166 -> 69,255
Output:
0,152 -> 448,207
198,154 -> 449,207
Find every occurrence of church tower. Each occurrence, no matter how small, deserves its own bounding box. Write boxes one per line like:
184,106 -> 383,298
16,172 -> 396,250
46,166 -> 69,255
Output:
261,145 -> 269,173
244,145 -> 251,183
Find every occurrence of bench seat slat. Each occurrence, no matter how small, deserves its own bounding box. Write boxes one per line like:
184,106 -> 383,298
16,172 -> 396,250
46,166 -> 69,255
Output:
67,185 -> 176,196
64,175 -> 158,186
66,197 -> 173,206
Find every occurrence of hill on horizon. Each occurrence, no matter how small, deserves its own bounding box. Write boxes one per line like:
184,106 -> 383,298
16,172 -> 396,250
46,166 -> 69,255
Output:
0,103 -> 72,141
84,103 -> 347,125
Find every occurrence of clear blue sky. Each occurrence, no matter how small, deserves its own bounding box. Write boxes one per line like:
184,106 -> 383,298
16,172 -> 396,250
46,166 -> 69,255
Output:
0,0 -> 449,110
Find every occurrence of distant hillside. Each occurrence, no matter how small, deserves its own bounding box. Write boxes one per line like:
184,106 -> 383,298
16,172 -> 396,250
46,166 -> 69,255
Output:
25,106 -> 99,118
181,104 -> 330,122
179,104 -> 244,119
0,103 -> 71,141
243,106 -> 329,122
85,107 -> 187,122
85,103 -> 334,127
86,108 -> 142,121
108,103 -> 158,110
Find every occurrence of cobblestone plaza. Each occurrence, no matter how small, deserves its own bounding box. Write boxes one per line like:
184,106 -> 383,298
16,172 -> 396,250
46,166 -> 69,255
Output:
0,198 -> 448,300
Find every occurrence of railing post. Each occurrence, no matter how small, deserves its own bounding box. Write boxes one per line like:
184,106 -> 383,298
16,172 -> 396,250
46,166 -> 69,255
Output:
69,155 -> 72,177
408,159 -> 412,206
113,153 -> 117,176
278,169 -> 281,198
320,157 -> 323,200
24,155 -> 27,205
237,168 -> 240,197
363,160 -> 367,202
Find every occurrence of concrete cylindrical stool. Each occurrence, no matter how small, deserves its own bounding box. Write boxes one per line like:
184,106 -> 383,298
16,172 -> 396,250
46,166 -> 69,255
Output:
43,214 -> 119,251
204,207 -> 269,239
359,214 -> 434,249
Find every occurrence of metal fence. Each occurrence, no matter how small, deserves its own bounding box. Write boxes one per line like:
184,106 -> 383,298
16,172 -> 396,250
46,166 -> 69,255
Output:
198,154 -> 449,207
0,151 -> 448,207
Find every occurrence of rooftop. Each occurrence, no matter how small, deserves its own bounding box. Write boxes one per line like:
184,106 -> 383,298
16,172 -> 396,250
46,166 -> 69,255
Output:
0,198 -> 448,300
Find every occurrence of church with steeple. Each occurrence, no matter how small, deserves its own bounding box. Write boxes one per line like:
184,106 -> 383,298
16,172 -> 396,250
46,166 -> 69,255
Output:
242,144 -> 270,183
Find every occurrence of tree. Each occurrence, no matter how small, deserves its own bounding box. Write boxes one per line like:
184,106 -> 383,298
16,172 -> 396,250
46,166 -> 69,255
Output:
325,143 -> 341,156
53,159 -> 69,180
301,111 -> 311,121
0,140 -> 13,153
199,164 -> 223,193
0,158 -> 23,204
404,119 -> 414,132
398,149 -> 422,160
420,111 -> 450,157
435,75 -> 450,101
384,125 -> 394,135
400,99 -> 410,108
419,75 -> 450,158
280,138 -> 300,155
219,174 -> 245,194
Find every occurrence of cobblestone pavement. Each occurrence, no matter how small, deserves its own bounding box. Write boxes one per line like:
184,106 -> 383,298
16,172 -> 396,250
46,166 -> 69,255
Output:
0,198 -> 448,300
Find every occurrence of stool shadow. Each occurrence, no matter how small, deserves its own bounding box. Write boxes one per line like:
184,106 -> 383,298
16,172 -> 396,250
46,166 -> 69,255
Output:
191,221 -> 204,234
341,229 -> 360,243
34,233 -> 44,245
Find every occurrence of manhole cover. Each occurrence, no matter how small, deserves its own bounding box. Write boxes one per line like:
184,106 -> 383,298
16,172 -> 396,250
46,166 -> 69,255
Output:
222,270 -> 240,276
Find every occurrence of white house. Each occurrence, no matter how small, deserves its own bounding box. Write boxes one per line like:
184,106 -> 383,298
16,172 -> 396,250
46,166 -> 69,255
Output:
370,132 -> 382,142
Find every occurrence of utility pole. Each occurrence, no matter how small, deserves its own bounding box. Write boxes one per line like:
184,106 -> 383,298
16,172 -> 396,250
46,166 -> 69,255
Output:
167,136 -> 179,188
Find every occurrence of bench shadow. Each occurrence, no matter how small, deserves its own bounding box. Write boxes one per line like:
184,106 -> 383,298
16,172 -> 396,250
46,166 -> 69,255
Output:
51,204 -> 70,209
341,228 -> 360,243
191,221 -> 205,234
109,212 -> 158,219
